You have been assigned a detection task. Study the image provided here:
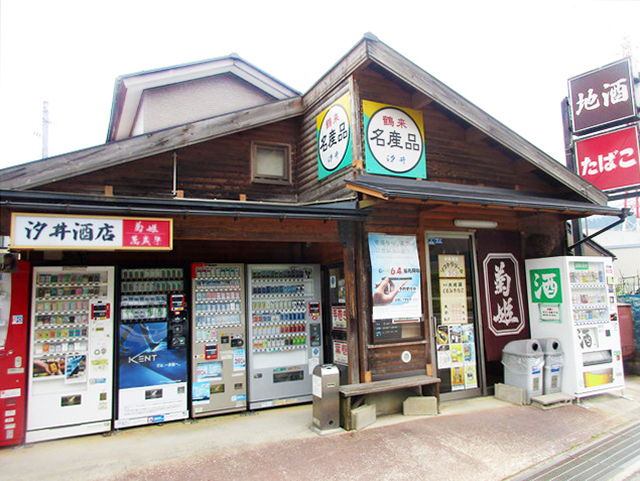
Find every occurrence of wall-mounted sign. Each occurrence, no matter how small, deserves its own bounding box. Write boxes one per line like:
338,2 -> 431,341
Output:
438,255 -> 465,278
317,93 -> 352,180
363,100 -> 426,178
11,213 -> 173,250
568,58 -> 636,134
440,278 -> 468,325
368,233 -> 422,321
482,253 -> 525,336
574,125 -> 640,191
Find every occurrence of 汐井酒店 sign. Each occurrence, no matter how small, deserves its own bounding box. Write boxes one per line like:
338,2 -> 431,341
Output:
10,213 -> 173,250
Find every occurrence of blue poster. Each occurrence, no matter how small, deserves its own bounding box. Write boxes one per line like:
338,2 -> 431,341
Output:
118,322 -> 187,389
368,234 -> 423,321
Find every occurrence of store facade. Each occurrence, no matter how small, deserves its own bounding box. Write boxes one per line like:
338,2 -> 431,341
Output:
0,34 -> 626,443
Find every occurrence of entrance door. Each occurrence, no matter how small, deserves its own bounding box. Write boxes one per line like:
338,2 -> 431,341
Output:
426,233 -> 484,399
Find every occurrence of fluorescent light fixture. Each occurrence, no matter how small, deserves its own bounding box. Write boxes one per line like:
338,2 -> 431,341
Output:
454,219 -> 498,229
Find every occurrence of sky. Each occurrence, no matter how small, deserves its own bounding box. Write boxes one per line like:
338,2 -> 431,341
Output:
0,0 -> 638,173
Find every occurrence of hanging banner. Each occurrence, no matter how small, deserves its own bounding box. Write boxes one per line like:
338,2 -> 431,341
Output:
317,93 -> 352,180
11,213 -> 173,250
368,233 -> 422,321
363,100 -> 426,179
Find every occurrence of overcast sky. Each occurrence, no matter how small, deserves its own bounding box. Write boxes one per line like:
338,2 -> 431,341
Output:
0,0 -> 638,172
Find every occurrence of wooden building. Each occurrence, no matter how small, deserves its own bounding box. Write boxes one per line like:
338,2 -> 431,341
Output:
0,33 -> 625,403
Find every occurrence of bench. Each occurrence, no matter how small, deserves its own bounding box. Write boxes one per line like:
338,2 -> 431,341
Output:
339,374 -> 441,430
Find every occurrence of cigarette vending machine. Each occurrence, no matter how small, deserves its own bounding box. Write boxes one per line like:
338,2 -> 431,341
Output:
115,267 -> 189,429
26,266 -> 115,443
247,264 -> 323,410
0,259 -> 29,447
526,256 -> 624,398
191,263 -> 246,417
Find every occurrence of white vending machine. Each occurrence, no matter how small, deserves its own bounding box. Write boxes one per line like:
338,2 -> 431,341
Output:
525,256 -> 624,398
191,263 -> 247,417
247,264 -> 323,410
27,266 -> 115,442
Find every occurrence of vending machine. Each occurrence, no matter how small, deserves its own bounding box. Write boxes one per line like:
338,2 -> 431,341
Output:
0,258 -> 29,447
115,267 -> 189,429
190,263 -> 246,417
247,264 -> 323,410
26,266 -> 115,443
525,256 -> 624,398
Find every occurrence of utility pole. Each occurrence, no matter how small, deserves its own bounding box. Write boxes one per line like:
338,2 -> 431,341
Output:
42,101 -> 50,158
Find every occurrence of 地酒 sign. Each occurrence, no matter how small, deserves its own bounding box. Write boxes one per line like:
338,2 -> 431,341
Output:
575,125 -> 640,191
11,213 -> 173,250
363,100 -> 426,178
317,93 -> 352,180
568,58 -> 636,134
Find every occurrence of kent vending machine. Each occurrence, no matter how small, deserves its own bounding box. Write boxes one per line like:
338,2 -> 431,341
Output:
27,266 -> 115,443
526,256 -> 624,398
191,264 -> 246,417
115,267 -> 189,429
0,258 -> 29,447
247,264 -> 323,410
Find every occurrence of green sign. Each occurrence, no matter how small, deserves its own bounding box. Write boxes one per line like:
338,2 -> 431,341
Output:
529,268 -> 563,303
574,262 -> 589,270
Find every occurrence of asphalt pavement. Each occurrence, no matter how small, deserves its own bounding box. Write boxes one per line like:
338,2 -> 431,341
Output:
3,376 -> 640,481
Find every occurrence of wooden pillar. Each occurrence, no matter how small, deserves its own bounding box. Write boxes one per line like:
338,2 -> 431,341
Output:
342,222 -> 361,385
356,227 -> 371,382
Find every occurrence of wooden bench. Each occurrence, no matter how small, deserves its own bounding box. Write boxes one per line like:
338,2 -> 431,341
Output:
339,375 -> 441,430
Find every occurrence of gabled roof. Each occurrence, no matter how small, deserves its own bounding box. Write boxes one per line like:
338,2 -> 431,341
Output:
107,54 -> 300,142
0,34 -> 610,208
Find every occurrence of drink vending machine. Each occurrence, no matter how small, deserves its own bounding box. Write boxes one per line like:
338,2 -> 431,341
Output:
247,264 -> 323,410
190,263 -> 246,417
26,266 -> 115,443
526,256 -> 624,398
115,267 -> 189,429
0,259 -> 29,447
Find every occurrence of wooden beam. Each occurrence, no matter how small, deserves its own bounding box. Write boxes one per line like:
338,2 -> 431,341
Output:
412,91 -> 433,110
465,126 -> 488,143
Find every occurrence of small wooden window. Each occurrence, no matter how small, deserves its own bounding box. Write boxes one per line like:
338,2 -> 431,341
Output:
251,142 -> 291,185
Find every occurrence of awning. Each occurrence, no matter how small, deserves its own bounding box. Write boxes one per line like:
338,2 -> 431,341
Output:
0,190 -> 367,222
345,174 -> 626,217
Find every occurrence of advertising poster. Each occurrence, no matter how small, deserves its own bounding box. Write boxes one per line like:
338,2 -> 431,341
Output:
333,340 -> 348,366
363,100 -> 426,179
451,367 -> 465,391
192,381 -> 210,404
368,233 -> 422,321
438,255 -> 465,278
65,354 -> 87,384
440,279 -> 468,325
317,93 -> 352,180
118,323 -> 187,389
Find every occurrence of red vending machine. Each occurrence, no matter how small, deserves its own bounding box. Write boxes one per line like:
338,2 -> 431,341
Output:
0,258 -> 30,447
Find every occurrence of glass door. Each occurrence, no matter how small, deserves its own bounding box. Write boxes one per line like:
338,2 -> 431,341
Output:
426,233 -> 484,399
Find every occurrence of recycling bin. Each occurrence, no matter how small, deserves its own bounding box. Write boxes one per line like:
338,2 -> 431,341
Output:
502,339 -> 544,403
311,364 -> 341,435
538,338 -> 563,395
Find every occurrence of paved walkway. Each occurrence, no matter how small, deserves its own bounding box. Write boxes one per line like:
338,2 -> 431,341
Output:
3,376 -> 640,481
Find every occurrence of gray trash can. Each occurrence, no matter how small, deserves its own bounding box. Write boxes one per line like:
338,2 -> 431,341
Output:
538,338 -> 563,395
311,364 -> 341,435
502,340 -> 544,403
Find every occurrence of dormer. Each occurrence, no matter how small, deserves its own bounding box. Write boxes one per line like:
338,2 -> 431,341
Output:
107,54 -> 300,141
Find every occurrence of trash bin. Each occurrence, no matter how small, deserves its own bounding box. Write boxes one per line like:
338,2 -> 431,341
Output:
502,339 -> 544,403
311,364 -> 341,435
538,338 -> 563,395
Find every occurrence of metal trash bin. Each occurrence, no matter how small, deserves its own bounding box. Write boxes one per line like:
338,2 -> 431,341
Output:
538,338 -> 563,395
502,339 -> 544,403
311,364 -> 341,435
